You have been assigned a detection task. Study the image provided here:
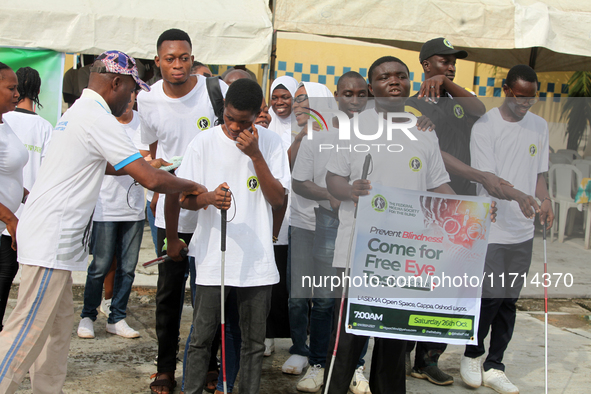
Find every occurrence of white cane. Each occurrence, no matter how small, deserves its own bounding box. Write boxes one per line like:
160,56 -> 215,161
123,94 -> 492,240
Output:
543,224 -> 548,394
325,154 -> 371,393
220,187 -> 229,394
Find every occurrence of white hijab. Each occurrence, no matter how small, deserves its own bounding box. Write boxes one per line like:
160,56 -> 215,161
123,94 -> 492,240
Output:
268,76 -> 299,146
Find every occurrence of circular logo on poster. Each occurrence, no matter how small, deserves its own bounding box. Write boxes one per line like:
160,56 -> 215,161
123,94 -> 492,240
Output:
371,194 -> 388,212
197,117 -> 211,131
529,144 -> 537,157
453,104 -> 465,119
443,39 -> 454,49
409,157 -> 422,172
247,176 -> 259,192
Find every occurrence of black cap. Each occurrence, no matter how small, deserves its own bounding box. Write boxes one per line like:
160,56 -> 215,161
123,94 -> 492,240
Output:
419,38 -> 468,63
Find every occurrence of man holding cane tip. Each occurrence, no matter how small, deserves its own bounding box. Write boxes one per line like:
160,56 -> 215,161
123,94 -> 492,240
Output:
0,50 -> 206,394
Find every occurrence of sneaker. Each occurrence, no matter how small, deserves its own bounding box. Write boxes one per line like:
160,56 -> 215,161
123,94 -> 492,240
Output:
482,368 -> 519,394
296,364 -> 324,392
405,352 -> 411,376
106,319 -> 140,338
350,366 -> 371,394
282,354 -> 309,375
100,298 -> 111,317
411,365 -> 454,386
460,355 -> 482,388
264,338 -> 275,356
77,317 -> 95,339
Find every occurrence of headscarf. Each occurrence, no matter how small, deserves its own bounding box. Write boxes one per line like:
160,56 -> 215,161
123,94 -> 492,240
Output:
268,76 -> 299,147
300,81 -> 338,117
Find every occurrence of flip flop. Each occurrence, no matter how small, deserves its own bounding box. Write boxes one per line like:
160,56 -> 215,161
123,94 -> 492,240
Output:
150,372 -> 177,394
204,370 -> 219,393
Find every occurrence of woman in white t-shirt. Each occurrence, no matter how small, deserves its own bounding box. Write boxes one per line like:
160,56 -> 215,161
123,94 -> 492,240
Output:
0,63 -> 29,330
266,75 -> 299,355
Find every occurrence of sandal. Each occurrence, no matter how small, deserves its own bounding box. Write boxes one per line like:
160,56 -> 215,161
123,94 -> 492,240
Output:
204,370 -> 219,393
150,372 -> 177,394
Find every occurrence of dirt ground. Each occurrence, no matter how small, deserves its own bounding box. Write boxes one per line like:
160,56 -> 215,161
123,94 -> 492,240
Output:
7,286 -> 591,394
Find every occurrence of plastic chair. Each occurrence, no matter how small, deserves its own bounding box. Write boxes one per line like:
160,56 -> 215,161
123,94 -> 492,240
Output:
556,149 -> 582,160
572,159 -> 591,178
548,164 -> 583,243
549,153 -> 573,165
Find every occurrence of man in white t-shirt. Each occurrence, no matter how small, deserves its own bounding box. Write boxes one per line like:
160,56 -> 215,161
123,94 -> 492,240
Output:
174,79 -> 289,394
137,29 -> 228,393
0,50 -> 206,394
323,56 -> 454,394
77,90 -> 148,340
460,65 -> 554,394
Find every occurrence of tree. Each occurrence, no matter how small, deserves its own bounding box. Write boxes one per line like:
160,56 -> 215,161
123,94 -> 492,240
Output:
562,71 -> 591,150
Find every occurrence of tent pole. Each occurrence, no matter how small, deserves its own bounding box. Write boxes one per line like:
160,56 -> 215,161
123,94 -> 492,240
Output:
529,47 -> 538,70
264,0 -> 278,100
262,64 -> 270,99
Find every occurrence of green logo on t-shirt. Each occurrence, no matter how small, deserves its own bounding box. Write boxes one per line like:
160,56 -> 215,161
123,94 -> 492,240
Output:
247,176 -> 259,192
409,157 -> 422,172
197,117 -> 211,131
453,104 -> 465,119
529,144 -> 537,156
372,194 -> 388,212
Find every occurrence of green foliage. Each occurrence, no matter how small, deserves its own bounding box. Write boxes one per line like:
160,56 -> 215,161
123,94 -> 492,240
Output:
561,72 -> 591,150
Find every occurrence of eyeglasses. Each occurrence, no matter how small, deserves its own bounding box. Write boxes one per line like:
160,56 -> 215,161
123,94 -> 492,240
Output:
294,94 -> 308,103
508,87 -> 539,106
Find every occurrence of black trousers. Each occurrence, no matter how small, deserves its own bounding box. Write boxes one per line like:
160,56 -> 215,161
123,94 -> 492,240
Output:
156,228 -> 192,372
266,244 -> 290,338
0,235 -> 19,331
323,275 -> 406,394
465,239 -> 533,372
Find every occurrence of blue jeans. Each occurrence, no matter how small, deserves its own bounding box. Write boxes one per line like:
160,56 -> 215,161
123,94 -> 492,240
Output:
81,220 -> 144,324
288,220 -> 336,367
146,199 -> 158,256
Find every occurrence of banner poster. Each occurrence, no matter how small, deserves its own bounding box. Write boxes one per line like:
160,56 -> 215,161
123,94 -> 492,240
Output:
345,184 -> 491,345
0,47 -> 65,126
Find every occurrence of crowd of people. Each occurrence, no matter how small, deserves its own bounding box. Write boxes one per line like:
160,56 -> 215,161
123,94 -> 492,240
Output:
0,29 -> 554,394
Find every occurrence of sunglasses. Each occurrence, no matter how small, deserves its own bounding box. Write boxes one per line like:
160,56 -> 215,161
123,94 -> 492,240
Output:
294,94 -> 308,103
508,87 -> 539,106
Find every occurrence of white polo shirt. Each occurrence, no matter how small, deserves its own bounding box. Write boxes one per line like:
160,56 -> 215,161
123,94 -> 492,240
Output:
17,89 -> 142,271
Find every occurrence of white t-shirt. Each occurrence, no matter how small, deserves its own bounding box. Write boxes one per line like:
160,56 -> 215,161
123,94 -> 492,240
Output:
3,109 -> 53,190
0,121 -> 29,234
327,109 -> 450,268
268,112 -> 296,244
94,111 -> 146,222
471,107 -> 549,244
2,109 -> 53,235
17,89 -> 142,271
176,125 -> 290,287
138,76 -> 228,233
292,127 -> 339,216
